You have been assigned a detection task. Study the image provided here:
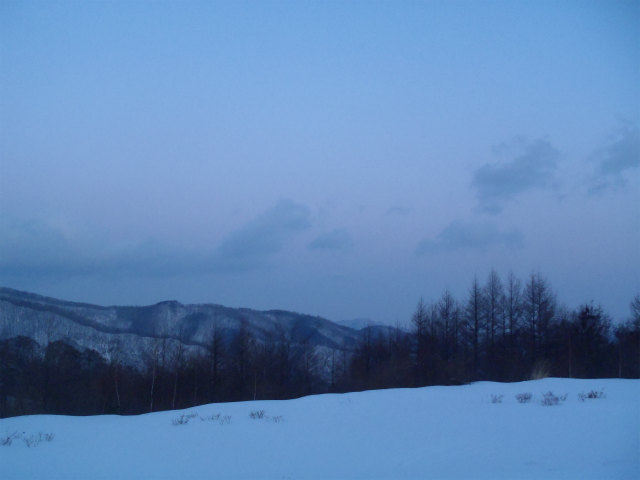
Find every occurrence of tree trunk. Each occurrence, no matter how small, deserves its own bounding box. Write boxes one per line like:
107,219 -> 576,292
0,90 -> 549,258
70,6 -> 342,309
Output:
114,366 -> 121,414
149,362 -> 156,413
172,372 -> 178,410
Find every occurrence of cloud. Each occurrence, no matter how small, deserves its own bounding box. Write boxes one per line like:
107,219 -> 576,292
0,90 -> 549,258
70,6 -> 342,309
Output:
308,228 -> 353,252
209,199 -> 311,271
0,215 -> 198,278
0,216 -> 92,276
0,199 -> 311,279
416,220 -> 523,255
472,138 -> 560,214
587,123 -> 640,195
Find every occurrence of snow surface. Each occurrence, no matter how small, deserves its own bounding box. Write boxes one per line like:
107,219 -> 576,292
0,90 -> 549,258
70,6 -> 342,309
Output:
1,378 -> 638,479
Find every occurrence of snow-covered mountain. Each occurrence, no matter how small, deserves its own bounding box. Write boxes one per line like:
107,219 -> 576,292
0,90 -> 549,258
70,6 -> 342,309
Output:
0,287 -> 363,369
1,378 -> 637,479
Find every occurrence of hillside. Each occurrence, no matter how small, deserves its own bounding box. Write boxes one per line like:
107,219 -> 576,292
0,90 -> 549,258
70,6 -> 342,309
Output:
0,287 -> 362,369
1,378 -> 638,479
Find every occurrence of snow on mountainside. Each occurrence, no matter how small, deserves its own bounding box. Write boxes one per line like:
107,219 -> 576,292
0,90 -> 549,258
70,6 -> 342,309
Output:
0,287 -> 362,370
336,318 -> 381,330
1,378 -> 638,479
337,318 -> 411,336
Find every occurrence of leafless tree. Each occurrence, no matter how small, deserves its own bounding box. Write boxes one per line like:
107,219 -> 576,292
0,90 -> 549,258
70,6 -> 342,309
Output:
505,272 -> 522,343
523,272 -> 556,364
146,338 -> 163,412
107,338 -> 123,414
169,337 -> 186,410
631,294 -> 640,325
208,318 -> 225,396
483,269 -> 504,352
465,276 -> 483,374
438,289 -> 457,362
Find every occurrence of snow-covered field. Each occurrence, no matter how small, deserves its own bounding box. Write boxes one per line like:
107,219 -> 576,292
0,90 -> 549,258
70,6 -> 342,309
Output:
1,378 -> 638,479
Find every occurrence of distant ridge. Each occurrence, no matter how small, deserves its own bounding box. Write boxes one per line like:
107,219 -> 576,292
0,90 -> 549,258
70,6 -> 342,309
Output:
0,286 -> 364,370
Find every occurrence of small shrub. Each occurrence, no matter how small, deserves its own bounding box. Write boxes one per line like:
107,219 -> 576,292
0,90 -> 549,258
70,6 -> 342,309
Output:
269,415 -> 284,423
540,391 -> 567,406
1,432 -> 19,447
172,415 -> 187,426
249,410 -> 266,419
578,389 -> 605,402
2,432 -> 53,447
23,433 -> 54,448
219,415 -> 231,425
515,392 -> 532,404
23,436 -> 39,448
490,394 -> 503,404
172,411 -> 199,425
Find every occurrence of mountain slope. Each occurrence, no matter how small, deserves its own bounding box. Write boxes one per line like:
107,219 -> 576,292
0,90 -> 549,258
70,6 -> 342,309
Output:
0,287 -> 362,368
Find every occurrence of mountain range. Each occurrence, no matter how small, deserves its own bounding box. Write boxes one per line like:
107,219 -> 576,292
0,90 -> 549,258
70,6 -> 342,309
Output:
0,287 -> 394,371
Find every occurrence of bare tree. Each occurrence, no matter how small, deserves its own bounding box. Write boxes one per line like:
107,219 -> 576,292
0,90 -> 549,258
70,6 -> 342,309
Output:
483,270 -> 504,350
208,318 -> 225,398
169,337 -> 186,410
465,276 -> 483,376
572,303 -> 612,378
523,272 -> 556,365
505,272 -> 522,343
273,323 -> 293,396
615,295 -> 640,378
438,290 -> 457,363
230,319 -> 256,399
411,298 -> 428,338
412,298 -> 429,382
107,338 -> 123,414
631,294 -> 640,325
146,338 -> 163,412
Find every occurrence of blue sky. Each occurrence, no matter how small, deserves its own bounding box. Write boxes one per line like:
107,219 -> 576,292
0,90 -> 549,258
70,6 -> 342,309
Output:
1,0 -> 638,323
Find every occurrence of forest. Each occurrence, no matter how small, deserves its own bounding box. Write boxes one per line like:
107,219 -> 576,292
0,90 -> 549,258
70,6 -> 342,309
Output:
1,271 -> 638,418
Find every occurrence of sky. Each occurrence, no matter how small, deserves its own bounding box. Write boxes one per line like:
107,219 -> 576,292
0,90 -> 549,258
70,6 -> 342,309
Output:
1,0 -> 639,324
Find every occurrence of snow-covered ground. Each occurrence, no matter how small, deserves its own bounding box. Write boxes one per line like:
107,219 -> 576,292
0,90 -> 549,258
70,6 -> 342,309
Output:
1,378 -> 638,479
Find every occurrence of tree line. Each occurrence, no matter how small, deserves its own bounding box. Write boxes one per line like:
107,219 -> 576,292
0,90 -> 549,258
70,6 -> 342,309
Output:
0,319 -> 333,417
1,270 -> 638,418
349,271 -> 639,391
